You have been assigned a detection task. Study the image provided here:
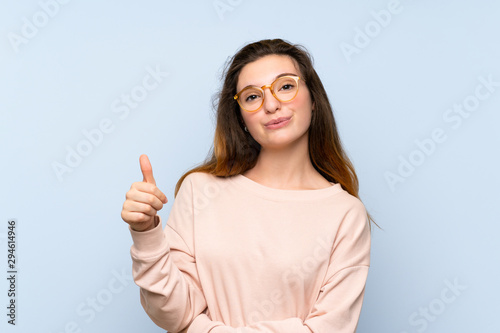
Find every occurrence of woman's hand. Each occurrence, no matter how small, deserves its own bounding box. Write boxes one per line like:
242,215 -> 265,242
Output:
121,154 -> 168,232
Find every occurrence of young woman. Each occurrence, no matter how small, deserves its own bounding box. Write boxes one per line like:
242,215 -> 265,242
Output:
121,38 -> 376,333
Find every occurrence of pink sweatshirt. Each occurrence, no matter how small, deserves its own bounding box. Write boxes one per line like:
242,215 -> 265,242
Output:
129,172 -> 371,333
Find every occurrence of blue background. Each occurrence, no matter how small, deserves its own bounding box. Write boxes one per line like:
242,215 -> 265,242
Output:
1,0 -> 499,332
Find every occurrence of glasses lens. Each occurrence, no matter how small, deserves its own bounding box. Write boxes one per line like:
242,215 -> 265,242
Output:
239,88 -> 263,112
273,76 -> 299,102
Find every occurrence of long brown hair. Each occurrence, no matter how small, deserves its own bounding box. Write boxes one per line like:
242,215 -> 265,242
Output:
174,38 -> 378,229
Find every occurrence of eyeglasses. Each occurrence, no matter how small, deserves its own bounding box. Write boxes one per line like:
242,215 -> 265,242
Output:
234,75 -> 303,112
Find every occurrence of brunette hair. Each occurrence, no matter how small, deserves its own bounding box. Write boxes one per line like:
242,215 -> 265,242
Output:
174,38 -> 377,229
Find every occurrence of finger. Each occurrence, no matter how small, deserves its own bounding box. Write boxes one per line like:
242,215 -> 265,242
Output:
121,211 -> 154,225
123,200 -> 157,217
140,154 -> 156,185
125,190 -> 165,211
131,182 -> 168,204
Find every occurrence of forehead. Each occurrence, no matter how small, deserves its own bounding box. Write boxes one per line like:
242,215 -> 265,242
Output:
237,54 -> 300,90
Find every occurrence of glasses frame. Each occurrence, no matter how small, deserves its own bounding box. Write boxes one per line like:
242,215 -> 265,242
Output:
233,75 -> 304,113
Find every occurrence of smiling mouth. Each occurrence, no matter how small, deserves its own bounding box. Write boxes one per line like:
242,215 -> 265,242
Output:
266,116 -> 291,126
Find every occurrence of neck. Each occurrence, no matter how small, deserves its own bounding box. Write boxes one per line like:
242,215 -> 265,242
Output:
243,133 -> 322,190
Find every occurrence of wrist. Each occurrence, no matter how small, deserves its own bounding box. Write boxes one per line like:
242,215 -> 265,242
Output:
130,215 -> 159,232
187,313 -> 226,333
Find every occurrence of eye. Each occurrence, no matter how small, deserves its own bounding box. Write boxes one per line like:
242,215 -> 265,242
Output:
245,94 -> 260,102
280,83 -> 295,91
241,89 -> 262,103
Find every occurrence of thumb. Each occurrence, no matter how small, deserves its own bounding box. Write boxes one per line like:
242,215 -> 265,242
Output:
139,154 -> 156,185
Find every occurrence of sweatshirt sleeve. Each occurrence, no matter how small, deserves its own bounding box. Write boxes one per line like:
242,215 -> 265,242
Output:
129,174 -> 218,333
190,200 -> 371,333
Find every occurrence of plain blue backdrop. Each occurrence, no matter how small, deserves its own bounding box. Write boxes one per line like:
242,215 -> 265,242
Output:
1,1 -> 499,332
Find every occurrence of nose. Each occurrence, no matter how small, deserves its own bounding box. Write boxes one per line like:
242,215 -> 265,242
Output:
262,86 -> 280,113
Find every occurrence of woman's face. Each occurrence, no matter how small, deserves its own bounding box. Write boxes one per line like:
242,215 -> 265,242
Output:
236,54 -> 314,150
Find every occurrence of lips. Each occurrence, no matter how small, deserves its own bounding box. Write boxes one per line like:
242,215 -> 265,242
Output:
265,116 -> 291,126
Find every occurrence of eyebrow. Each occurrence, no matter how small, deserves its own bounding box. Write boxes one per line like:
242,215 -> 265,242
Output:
239,72 -> 299,91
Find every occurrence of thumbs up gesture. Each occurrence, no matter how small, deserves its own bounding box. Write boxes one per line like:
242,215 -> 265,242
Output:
121,154 -> 168,232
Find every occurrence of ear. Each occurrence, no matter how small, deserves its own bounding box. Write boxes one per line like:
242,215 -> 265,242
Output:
312,101 -> 315,111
